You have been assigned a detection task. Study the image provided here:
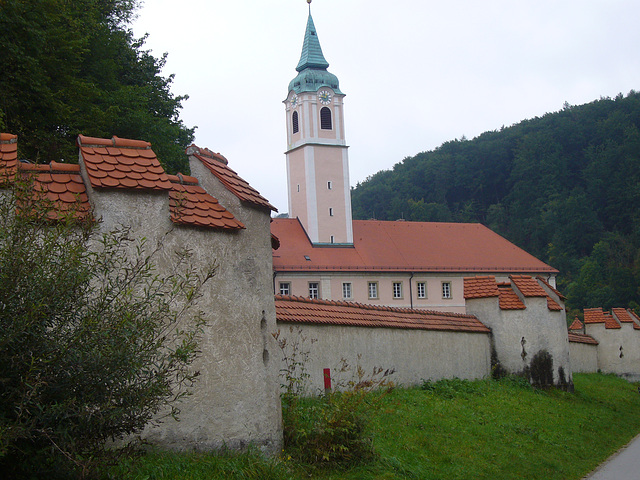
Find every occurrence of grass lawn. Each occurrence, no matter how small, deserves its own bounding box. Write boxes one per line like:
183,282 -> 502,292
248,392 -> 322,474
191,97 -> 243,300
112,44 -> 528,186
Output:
107,373 -> 640,480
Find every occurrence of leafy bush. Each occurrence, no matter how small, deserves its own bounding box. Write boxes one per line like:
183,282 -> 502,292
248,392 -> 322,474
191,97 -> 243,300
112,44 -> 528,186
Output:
273,329 -> 394,467
0,178 -> 215,478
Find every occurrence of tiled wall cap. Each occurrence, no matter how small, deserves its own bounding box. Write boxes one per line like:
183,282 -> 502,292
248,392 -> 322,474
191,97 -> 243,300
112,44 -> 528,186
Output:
0,133 -> 17,143
77,135 -> 151,149
186,144 -> 228,165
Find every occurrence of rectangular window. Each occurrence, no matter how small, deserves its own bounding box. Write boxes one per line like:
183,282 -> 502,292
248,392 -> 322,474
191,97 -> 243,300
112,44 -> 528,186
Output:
368,282 -> 378,299
330,235 -> 335,244
297,184 -> 300,192
417,281 -> 426,299
327,181 -> 332,190
279,282 -> 290,295
442,282 -> 451,299
329,207 -> 334,216
342,282 -> 352,299
309,282 -> 319,299
393,282 -> 403,299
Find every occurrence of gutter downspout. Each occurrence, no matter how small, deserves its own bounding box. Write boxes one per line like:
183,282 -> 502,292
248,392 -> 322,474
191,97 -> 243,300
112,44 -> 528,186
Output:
273,271 -> 278,295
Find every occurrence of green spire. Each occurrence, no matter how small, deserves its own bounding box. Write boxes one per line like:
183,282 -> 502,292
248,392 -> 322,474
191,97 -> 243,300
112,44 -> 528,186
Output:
288,13 -> 343,95
296,14 -> 329,72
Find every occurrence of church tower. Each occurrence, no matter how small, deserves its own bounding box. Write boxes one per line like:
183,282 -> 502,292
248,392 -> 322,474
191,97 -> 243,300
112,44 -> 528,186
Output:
284,5 -> 353,245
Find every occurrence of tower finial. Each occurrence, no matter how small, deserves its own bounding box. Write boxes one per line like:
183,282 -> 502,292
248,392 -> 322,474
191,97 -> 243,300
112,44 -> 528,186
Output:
307,0 -> 312,13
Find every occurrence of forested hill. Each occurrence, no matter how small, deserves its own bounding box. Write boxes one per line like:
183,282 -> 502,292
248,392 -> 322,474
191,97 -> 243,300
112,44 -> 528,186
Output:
351,91 -> 640,316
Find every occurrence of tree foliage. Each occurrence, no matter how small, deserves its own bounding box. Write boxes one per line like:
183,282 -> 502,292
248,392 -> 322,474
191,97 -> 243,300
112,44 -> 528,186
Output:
0,178 -> 214,478
351,91 -> 640,313
0,0 -> 194,173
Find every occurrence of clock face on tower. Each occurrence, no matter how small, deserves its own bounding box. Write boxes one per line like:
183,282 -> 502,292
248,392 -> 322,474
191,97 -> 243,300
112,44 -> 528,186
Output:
290,94 -> 298,108
318,90 -> 332,105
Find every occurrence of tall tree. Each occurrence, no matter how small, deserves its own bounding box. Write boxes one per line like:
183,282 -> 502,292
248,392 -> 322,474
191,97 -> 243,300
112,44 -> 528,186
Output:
0,0 -> 194,173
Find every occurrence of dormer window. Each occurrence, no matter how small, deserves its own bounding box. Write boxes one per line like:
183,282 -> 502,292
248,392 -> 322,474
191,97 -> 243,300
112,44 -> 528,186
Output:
292,111 -> 299,134
320,107 -> 332,130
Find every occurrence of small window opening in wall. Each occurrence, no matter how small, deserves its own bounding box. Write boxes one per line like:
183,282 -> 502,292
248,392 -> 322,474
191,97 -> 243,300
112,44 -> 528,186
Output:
393,282 -> 403,299
329,207 -> 334,216
297,184 -> 300,192
292,111 -> 299,134
330,235 -> 334,243
368,282 -> 378,299
327,181 -> 332,190
442,282 -> 451,299
342,282 -> 352,299
417,281 -> 426,299
279,282 -> 290,295
308,282 -> 319,299
320,107 -> 332,130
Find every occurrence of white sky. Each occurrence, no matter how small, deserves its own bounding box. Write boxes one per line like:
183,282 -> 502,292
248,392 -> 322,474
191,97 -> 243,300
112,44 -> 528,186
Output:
132,0 -> 640,214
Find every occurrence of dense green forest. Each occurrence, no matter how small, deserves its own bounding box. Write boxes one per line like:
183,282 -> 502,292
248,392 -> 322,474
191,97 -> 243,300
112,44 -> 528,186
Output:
351,91 -> 640,317
0,0 -> 194,173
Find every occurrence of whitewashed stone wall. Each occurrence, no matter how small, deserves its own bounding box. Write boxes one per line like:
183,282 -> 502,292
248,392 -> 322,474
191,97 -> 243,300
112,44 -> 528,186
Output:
78,153 -> 282,453
276,323 -> 491,393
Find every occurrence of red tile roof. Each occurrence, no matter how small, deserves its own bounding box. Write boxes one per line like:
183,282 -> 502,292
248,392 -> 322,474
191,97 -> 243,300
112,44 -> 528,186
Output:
187,145 -> 276,211
584,308 -> 621,329
272,218 -> 558,274
568,318 -> 584,331
612,308 -> 640,330
568,332 -> 599,345
464,276 -> 500,299
498,284 -> 526,310
21,162 -> 91,220
629,310 -> 640,330
0,133 -> 18,180
536,276 -> 566,300
78,135 -> 172,190
547,297 -> 563,311
168,174 -> 244,230
275,295 -> 490,333
510,275 -> 548,297
0,134 -> 91,220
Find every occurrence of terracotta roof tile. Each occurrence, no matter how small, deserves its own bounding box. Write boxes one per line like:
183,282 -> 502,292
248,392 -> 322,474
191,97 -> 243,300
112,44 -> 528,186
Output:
78,135 -> 171,191
464,276 -> 500,299
18,162 -> 91,221
510,275 -> 548,297
498,285 -> 526,310
568,332 -> 599,345
275,295 -> 490,333
584,308 -> 621,329
568,318 -> 584,331
536,276 -> 566,300
187,144 -> 276,211
272,218 -> 558,273
168,174 -> 244,230
612,308 -> 640,330
0,133 -> 18,181
547,297 -> 563,311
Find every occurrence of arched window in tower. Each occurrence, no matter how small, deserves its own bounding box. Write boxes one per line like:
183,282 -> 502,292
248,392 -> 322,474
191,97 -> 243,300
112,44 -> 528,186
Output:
320,107 -> 332,130
292,111 -> 299,134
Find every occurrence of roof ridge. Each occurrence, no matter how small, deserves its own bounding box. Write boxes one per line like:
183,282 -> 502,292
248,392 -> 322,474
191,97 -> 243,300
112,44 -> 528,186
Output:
274,294 -> 478,319
186,144 -> 228,165
77,134 -> 151,150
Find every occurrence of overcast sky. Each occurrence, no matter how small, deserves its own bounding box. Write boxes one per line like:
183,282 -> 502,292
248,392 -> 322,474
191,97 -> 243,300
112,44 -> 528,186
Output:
132,0 -> 640,214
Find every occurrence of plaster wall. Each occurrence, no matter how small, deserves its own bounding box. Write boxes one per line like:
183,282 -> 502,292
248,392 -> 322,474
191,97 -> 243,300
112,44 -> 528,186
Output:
276,323 -> 491,393
77,156 -> 282,453
569,342 -> 599,373
466,296 -> 573,386
586,323 -> 640,381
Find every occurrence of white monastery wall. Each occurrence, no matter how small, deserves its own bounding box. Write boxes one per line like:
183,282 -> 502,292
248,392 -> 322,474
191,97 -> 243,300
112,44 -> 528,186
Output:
568,342 -> 599,373
466,296 -> 573,387
77,155 -> 282,453
587,323 -> 640,381
276,324 -> 491,393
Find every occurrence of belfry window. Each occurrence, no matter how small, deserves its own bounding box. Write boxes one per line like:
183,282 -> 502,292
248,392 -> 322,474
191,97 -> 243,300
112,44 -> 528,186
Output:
292,111 -> 299,134
320,107 -> 332,130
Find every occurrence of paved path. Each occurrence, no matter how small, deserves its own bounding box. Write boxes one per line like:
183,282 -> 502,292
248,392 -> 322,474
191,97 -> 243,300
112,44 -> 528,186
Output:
584,434 -> 640,479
